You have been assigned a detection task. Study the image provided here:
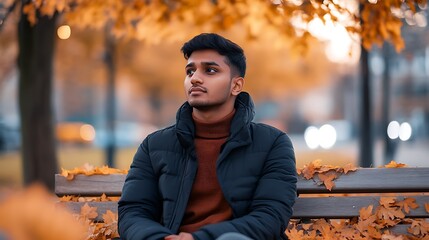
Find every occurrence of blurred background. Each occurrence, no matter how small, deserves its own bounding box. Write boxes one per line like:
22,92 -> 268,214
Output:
0,1 -> 428,187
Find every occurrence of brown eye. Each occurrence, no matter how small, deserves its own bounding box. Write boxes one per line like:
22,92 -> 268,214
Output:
186,69 -> 195,76
207,68 -> 217,73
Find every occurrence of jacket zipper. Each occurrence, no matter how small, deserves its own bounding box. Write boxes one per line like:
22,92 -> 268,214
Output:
167,149 -> 190,231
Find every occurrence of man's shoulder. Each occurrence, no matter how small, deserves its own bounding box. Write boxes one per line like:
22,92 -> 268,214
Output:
250,122 -> 285,136
147,124 -> 176,139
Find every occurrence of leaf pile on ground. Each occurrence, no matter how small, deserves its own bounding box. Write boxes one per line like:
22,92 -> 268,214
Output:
60,163 -> 128,180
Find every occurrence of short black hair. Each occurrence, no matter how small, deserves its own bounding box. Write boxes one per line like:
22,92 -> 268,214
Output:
181,33 -> 246,78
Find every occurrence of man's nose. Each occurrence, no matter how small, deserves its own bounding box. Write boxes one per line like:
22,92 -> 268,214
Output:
190,71 -> 203,85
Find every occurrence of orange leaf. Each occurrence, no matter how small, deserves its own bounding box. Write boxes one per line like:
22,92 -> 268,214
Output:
80,203 -> 98,220
285,227 -> 305,239
379,197 -> 396,208
318,172 -> 337,191
396,198 -> 419,213
376,206 -> 405,221
312,219 -> 334,237
425,203 -> 429,213
367,225 -> 382,239
342,163 -> 357,174
103,210 -> 118,225
384,161 -> 407,168
100,193 -> 108,202
300,159 -> 322,179
408,219 -> 429,236
60,168 -> 74,180
59,195 -> 72,202
359,205 -> 374,220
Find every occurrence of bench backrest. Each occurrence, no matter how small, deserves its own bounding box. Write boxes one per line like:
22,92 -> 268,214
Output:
55,168 -> 429,220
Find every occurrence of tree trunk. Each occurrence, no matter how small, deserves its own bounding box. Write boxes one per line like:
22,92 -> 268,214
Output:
382,44 -> 397,164
358,3 -> 373,168
358,45 -> 373,167
104,29 -> 116,167
18,8 -> 58,190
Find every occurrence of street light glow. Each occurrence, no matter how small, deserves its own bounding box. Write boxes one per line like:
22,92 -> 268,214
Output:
399,122 -> 412,141
304,124 -> 337,150
319,124 -> 337,149
387,121 -> 400,139
304,126 -> 320,150
57,25 -> 71,40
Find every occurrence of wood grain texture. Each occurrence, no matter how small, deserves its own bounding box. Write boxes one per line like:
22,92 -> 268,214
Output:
55,168 -> 429,195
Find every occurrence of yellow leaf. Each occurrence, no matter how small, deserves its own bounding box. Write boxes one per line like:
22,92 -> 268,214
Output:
384,161 -> 407,168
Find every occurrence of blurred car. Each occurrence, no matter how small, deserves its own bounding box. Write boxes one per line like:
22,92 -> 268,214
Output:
94,121 -> 158,148
56,122 -> 96,145
0,119 -> 21,152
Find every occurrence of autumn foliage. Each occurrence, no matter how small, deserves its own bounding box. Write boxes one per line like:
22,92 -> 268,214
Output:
56,161 -> 429,239
286,196 -> 429,239
60,163 -> 128,181
4,0 -> 427,52
297,159 -> 358,191
290,160 -> 429,239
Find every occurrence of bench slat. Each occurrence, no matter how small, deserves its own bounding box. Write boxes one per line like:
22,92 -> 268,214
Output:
58,195 -> 429,221
55,168 -> 429,196
292,195 -> 429,219
297,168 -> 429,193
55,174 -> 125,196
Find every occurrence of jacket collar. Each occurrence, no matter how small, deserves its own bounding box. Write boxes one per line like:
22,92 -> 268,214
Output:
175,92 -> 255,149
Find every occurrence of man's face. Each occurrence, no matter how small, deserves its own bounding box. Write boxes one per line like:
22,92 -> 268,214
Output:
184,49 -> 238,110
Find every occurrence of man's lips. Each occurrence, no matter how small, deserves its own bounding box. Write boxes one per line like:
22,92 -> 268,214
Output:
188,86 -> 207,94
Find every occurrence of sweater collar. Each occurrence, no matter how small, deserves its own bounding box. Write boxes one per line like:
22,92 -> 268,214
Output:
175,92 -> 255,148
192,109 -> 235,139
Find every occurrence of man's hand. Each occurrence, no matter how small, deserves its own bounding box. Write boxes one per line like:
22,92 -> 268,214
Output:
164,232 -> 194,240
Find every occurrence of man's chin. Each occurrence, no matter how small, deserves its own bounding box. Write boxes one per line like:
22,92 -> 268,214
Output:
188,101 -> 211,110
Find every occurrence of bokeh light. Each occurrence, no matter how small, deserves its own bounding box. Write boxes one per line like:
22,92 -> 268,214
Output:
319,124 -> 337,149
304,126 -> 320,150
57,25 -> 71,40
399,122 -> 412,141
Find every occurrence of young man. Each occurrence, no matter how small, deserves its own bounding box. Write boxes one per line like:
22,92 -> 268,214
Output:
118,33 -> 297,240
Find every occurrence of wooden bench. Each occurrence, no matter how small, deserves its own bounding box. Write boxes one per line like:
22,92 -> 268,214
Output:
55,167 -> 429,236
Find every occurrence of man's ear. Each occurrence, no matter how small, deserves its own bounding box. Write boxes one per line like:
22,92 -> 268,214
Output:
231,77 -> 244,96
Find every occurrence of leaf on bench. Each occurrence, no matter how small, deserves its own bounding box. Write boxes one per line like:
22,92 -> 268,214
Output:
81,203 -> 98,220
396,198 -> 419,214
384,161 -> 407,168
297,160 -> 357,190
60,163 -> 128,180
316,172 -> 337,191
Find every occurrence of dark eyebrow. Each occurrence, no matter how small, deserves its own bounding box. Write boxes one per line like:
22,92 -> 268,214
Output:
185,61 -> 220,69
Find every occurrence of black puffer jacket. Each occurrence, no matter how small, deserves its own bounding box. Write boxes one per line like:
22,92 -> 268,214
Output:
118,92 -> 297,240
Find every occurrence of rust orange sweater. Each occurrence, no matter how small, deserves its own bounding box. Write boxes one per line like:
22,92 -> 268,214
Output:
179,110 -> 235,233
